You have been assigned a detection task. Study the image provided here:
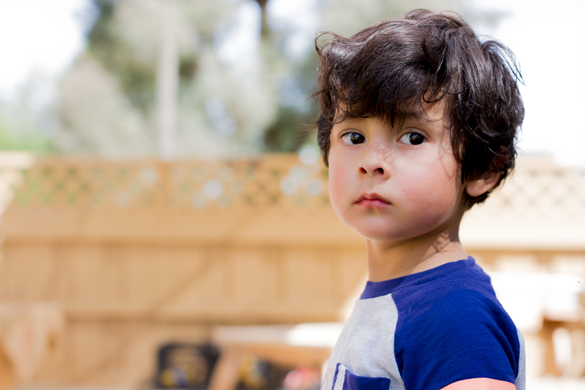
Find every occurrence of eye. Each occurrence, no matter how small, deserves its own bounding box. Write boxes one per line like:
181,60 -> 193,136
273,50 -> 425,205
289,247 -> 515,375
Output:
341,132 -> 366,145
399,132 -> 425,145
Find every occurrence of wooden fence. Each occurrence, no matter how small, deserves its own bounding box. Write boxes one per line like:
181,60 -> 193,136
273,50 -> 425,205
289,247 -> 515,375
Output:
0,153 -> 583,386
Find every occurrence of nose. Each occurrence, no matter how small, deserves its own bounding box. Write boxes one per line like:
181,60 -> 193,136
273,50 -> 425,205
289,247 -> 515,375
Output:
358,147 -> 391,178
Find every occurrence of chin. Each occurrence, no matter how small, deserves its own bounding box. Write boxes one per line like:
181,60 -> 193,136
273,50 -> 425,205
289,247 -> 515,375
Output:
358,232 -> 403,243
349,223 -> 401,242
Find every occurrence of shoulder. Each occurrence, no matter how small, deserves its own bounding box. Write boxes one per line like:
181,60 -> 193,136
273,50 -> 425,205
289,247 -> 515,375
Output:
397,287 -> 520,359
395,284 -> 519,353
393,260 -> 508,331
392,270 -> 522,390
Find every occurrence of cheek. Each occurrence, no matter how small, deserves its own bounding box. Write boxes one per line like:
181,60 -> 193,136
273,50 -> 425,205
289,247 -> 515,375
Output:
327,156 -> 354,213
399,164 -> 462,212
328,164 -> 346,204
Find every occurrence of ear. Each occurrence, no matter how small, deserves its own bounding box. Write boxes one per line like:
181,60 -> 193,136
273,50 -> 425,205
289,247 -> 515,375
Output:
465,171 -> 501,198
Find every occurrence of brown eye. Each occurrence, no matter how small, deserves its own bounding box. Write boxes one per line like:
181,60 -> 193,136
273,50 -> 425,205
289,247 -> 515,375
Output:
342,132 -> 366,145
400,132 -> 425,145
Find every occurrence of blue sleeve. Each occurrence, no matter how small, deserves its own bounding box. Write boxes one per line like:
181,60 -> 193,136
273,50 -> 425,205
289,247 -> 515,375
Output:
394,289 -> 521,390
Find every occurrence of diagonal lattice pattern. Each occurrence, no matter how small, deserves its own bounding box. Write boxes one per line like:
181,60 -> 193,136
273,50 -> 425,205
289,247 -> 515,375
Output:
472,158 -> 585,222
8,155 -> 331,211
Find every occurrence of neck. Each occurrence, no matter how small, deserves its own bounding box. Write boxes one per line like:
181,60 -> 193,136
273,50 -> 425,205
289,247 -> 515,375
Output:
365,226 -> 467,282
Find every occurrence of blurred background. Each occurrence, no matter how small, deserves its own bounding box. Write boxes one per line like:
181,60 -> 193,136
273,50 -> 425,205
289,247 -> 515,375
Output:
0,0 -> 583,389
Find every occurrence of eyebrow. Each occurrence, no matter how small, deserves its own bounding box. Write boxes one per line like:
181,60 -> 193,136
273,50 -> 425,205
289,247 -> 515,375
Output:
334,106 -> 427,123
334,117 -> 363,126
331,106 -> 438,133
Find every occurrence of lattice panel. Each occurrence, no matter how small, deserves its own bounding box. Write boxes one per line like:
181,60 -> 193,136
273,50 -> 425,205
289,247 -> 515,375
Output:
472,159 -> 585,221
10,155 -> 330,210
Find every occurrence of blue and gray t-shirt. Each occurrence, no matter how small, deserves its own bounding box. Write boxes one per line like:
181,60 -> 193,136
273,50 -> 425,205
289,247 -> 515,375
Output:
323,257 -> 525,390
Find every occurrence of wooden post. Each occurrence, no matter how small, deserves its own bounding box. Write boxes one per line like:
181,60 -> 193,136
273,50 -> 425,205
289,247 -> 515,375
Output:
156,0 -> 179,160
208,346 -> 245,390
540,319 -> 561,376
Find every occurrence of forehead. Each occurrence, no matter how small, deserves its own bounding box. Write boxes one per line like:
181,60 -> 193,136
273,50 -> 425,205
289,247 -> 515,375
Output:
332,100 -> 450,131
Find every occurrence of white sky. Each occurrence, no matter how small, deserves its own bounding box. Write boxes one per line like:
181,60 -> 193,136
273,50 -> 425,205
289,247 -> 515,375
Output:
469,0 -> 585,166
0,0 -> 90,100
0,0 -> 583,166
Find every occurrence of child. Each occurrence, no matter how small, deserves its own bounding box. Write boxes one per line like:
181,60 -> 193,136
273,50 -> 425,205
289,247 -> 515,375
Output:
314,9 -> 525,390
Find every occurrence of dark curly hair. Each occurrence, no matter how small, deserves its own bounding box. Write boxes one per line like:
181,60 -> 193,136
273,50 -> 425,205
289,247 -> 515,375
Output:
313,9 -> 524,206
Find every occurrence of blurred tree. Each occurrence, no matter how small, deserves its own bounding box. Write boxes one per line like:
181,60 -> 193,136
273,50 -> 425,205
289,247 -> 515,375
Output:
0,72 -> 54,153
55,0 -> 465,158
0,117 -> 51,152
58,56 -> 148,156
57,0 -> 279,158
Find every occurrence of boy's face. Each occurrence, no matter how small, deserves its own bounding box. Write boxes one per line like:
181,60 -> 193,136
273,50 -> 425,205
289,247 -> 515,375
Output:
328,102 -> 467,244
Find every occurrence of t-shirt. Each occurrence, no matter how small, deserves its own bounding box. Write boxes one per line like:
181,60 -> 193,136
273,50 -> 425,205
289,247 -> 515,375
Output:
322,257 -> 525,390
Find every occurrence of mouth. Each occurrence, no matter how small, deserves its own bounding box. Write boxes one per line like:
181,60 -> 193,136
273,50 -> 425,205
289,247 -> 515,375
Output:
356,193 -> 391,207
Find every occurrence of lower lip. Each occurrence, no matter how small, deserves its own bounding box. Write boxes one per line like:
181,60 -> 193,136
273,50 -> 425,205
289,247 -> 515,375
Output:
357,199 -> 391,208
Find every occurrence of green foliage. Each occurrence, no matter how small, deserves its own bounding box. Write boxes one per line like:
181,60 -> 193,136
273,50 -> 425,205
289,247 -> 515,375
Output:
263,51 -> 319,152
86,0 -> 156,111
0,119 -> 51,153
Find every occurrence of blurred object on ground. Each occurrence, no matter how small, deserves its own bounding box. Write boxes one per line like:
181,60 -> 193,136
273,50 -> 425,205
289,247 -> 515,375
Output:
153,339 -> 320,390
155,343 -> 219,389
209,323 -> 342,390
0,153 -> 583,388
0,303 -> 64,390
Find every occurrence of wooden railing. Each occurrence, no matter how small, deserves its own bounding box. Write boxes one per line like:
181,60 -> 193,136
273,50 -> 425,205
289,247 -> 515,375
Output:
9,154 -> 329,210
